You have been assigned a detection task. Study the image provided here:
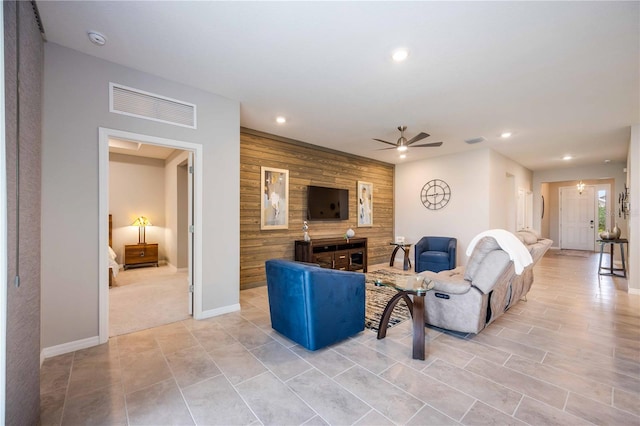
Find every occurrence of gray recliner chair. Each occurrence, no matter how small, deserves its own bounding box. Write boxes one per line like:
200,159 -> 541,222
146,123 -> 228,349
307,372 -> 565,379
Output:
417,236 -> 518,334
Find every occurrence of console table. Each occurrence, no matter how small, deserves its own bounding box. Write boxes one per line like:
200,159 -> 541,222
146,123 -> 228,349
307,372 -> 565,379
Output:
597,238 -> 628,278
295,237 -> 367,272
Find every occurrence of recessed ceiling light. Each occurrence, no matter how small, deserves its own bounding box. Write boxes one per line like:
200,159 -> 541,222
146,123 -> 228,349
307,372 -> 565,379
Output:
87,31 -> 107,46
604,159 -> 611,163
399,154 -> 407,159
563,155 -> 573,161
392,49 -> 409,62
501,132 -> 512,138
276,116 -> 286,124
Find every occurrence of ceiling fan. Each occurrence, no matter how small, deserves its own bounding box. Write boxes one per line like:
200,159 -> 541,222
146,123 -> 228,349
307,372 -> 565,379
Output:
373,126 -> 443,152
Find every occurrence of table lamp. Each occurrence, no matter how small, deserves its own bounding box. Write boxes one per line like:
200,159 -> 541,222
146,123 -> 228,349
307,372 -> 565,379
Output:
132,216 -> 152,244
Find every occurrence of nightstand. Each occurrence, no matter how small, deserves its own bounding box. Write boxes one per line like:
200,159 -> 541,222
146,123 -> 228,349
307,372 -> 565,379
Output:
124,243 -> 159,270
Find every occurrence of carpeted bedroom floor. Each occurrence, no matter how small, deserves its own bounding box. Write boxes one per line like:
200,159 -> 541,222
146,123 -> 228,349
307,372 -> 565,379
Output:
109,265 -> 190,337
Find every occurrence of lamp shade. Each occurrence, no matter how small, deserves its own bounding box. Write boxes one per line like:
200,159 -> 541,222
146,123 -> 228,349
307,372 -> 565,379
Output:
132,216 -> 151,244
132,216 -> 152,227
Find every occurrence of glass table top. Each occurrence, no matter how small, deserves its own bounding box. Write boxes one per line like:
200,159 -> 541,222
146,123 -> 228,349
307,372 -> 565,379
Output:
389,242 -> 412,247
373,274 -> 434,295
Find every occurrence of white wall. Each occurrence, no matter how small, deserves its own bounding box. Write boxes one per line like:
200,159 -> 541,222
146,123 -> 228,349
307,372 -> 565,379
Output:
109,153 -> 167,263
41,43 -> 239,349
164,150 -> 189,269
628,125 -> 639,292
489,150 -> 533,230
395,147 -> 533,266
395,148 -> 491,266
176,164 -> 189,269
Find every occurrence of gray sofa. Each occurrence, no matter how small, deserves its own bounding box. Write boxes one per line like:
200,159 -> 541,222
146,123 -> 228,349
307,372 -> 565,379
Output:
417,230 -> 552,334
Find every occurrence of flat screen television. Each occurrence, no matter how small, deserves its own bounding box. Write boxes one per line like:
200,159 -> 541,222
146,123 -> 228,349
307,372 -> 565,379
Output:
307,185 -> 349,221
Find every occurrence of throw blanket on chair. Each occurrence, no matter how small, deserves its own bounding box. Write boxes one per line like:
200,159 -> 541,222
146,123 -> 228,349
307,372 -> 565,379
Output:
466,229 -> 532,274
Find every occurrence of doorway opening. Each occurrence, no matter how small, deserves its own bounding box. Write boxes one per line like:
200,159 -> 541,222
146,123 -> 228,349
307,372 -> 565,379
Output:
98,128 -> 203,344
558,182 -> 612,251
108,144 -> 191,336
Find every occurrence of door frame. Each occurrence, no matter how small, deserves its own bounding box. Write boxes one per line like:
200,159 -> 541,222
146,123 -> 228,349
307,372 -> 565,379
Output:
98,127 -> 203,344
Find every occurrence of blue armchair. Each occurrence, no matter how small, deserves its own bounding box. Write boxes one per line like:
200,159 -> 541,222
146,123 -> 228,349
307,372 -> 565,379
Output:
415,236 -> 457,273
265,259 -> 365,350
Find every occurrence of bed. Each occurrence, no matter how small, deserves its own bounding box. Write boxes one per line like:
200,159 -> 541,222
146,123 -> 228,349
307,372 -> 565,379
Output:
109,214 -> 118,286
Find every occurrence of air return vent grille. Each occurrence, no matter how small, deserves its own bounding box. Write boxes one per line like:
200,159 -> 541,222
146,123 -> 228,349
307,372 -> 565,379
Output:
464,136 -> 487,144
110,83 -> 197,129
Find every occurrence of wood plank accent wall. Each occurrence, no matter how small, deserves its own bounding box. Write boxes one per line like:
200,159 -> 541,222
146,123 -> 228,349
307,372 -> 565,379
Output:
240,128 -> 395,289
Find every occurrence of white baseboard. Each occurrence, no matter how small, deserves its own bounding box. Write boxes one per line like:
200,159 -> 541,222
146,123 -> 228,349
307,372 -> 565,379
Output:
41,304 -> 241,361
198,303 -> 240,320
41,335 -> 101,361
164,262 -> 178,272
629,287 -> 640,295
164,262 -> 188,273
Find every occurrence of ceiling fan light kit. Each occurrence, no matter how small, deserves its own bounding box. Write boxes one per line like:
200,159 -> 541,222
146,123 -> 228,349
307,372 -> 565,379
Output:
373,125 -> 443,152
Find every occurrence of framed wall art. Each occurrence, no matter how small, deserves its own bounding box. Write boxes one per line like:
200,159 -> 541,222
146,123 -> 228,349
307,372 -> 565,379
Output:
357,181 -> 373,227
261,166 -> 289,230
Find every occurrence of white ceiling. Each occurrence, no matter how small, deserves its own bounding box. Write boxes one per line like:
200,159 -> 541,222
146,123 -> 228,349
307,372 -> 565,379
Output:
37,1 -> 639,170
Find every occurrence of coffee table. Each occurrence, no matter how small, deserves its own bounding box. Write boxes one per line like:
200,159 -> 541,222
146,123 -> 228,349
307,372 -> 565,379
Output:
373,274 -> 434,360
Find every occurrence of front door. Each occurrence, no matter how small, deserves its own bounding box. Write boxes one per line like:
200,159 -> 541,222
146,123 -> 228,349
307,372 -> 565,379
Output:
560,186 -> 595,250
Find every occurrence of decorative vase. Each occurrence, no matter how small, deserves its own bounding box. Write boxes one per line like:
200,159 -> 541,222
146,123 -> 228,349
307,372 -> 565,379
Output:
346,228 -> 355,238
303,221 -> 311,242
599,230 -> 614,240
612,223 -> 621,239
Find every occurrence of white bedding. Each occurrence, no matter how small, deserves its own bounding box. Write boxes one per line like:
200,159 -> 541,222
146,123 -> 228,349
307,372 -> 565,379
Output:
108,246 -> 119,277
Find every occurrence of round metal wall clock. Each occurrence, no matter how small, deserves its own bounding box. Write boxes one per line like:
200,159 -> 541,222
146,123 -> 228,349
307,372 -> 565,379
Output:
421,179 -> 451,210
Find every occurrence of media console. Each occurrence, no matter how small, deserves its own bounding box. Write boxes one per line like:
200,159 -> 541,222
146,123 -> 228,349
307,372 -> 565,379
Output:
295,237 -> 367,272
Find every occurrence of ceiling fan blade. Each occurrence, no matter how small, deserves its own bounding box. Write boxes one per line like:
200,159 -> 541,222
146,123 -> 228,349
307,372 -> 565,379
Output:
376,146 -> 399,150
372,138 -> 398,147
406,132 -> 430,145
411,142 -> 443,148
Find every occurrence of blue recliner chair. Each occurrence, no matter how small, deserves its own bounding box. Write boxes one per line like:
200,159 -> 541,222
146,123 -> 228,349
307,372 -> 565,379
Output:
415,236 -> 457,273
265,259 -> 365,350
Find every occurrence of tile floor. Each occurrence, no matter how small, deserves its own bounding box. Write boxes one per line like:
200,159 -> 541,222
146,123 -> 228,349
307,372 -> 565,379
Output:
40,251 -> 639,425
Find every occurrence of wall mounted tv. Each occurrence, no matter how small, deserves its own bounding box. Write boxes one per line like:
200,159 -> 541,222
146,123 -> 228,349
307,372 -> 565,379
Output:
307,185 -> 349,221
